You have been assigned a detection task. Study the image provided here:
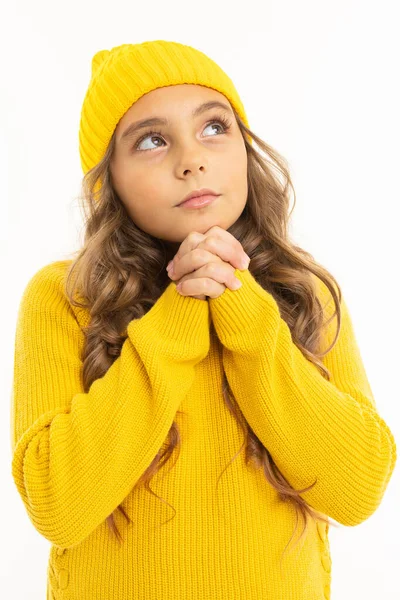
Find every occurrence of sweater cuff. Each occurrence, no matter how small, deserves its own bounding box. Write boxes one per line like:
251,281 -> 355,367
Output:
127,280 -> 210,360
208,268 -> 280,347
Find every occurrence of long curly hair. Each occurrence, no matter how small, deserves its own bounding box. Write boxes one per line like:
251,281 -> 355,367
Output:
65,106 -> 342,569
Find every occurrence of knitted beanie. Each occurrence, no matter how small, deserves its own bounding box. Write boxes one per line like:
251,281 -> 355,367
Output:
78,40 -> 250,184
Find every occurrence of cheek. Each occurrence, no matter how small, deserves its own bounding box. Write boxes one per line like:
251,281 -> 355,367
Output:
225,144 -> 247,184
120,165 -> 163,200
132,180 -> 174,221
231,149 -> 248,204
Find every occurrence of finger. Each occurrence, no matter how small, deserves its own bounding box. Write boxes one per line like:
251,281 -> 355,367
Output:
204,226 -> 250,262
173,231 -> 206,266
177,262 -> 241,292
169,248 -> 223,281
172,226 -> 247,266
176,277 -> 227,299
197,237 -> 249,271
200,261 -> 242,291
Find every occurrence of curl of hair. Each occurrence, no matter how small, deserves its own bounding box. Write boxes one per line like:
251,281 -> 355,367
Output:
65,107 -> 342,571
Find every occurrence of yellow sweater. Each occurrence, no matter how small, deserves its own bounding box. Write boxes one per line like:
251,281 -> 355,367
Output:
11,260 -> 396,600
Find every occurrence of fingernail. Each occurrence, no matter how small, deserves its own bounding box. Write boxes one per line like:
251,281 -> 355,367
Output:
166,260 -> 173,271
232,278 -> 242,290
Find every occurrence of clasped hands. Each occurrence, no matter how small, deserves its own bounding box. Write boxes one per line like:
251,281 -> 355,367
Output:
166,226 -> 251,300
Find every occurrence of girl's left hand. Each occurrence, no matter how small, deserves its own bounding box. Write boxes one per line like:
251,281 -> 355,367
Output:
166,226 -> 250,300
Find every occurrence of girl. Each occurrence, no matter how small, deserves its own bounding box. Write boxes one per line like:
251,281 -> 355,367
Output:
11,40 -> 396,600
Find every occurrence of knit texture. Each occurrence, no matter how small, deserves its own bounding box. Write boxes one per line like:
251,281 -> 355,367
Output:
78,40 -> 251,180
11,260 -> 396,600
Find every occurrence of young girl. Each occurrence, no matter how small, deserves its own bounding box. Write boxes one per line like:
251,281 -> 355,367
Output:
11,40 -> 396,600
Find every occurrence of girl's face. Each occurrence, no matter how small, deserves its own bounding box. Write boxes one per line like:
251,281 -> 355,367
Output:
110,84 -> 248,252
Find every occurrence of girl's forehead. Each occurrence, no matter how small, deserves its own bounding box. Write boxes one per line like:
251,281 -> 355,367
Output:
116,85 -> 232,135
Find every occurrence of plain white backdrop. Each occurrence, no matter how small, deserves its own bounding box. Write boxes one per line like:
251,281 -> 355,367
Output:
1,1 -> 399,598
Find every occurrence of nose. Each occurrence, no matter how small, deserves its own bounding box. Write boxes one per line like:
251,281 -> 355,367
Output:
176,141 -> 208,177
182,163 -> 205,176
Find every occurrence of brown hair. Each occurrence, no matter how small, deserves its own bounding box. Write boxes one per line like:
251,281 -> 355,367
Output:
65,106 -> 342,570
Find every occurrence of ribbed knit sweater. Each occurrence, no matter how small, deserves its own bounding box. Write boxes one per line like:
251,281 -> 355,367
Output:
11,260 -> 396,600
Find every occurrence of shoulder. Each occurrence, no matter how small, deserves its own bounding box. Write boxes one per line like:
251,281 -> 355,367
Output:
29,258 -> 73,283
20,259 -> 73,304
18,259 -> 88,328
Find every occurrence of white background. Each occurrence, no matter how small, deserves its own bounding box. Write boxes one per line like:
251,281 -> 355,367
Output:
1,1 -> 399,598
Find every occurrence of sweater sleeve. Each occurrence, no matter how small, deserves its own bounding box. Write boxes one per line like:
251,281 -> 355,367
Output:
208,267 -> 397,527
11,262 -> 209,548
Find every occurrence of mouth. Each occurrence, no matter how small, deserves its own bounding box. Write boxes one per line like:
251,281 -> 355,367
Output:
177,194 -> 220,209
177,187 -> 221,207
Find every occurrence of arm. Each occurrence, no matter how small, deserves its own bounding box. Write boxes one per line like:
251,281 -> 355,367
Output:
208,267 -> 397,526
11,262 -> 209,548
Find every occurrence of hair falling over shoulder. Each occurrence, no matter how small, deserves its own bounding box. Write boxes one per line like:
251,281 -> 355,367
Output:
64,109 -> 342,569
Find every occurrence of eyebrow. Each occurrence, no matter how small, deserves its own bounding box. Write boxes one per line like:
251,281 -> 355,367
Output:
119,100 -> 233,144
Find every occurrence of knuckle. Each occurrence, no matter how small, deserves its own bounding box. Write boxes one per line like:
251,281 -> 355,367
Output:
197,239 -> 212,254
203,235 -> 217,249
205,261 -> 217,275
205,226 -> 221,239
188,231 -> 205,245
209,237 -> 220,251
192,248 -> 207,262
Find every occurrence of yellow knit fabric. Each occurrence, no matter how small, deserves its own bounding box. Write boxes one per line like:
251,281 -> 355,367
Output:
11,260 -> 396,600
78,40 -> 251,180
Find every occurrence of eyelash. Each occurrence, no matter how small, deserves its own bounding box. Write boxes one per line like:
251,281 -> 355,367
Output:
133,114 -> 232,151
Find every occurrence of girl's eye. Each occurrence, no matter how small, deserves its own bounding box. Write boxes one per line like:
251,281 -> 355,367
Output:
133,115 -> 232,152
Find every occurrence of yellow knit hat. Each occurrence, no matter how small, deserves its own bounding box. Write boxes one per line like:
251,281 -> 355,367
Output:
78,40 -> 250,179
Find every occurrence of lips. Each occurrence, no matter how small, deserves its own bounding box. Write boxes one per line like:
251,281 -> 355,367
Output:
177,194 -> 219,209
177,188 -> 219,206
